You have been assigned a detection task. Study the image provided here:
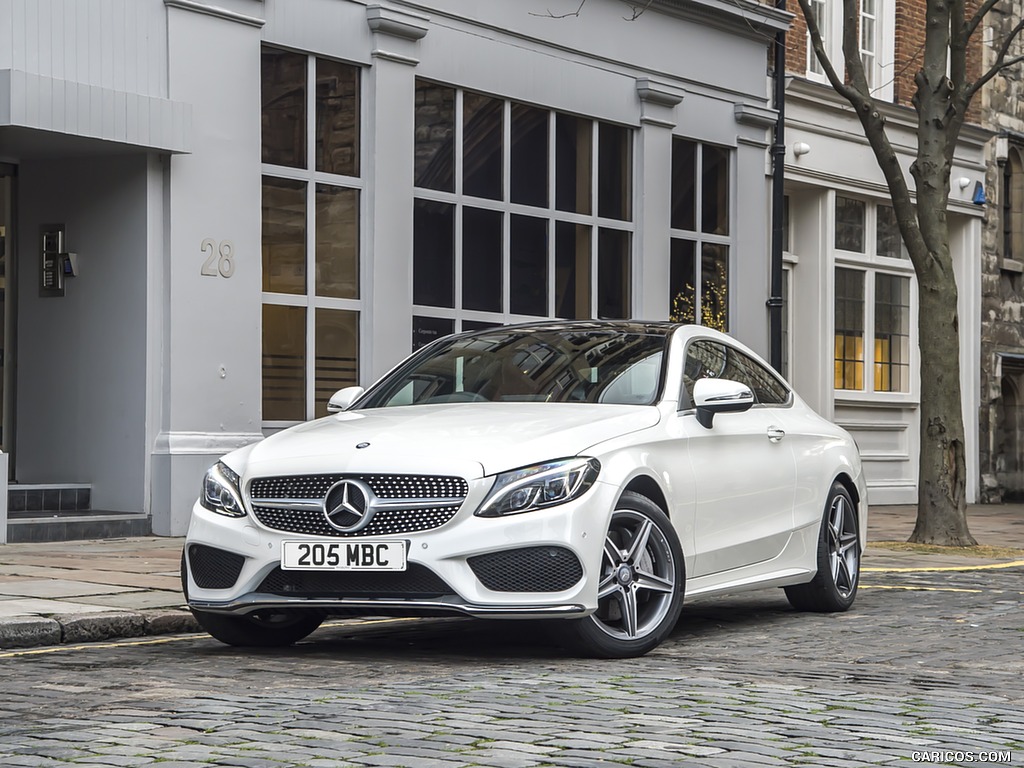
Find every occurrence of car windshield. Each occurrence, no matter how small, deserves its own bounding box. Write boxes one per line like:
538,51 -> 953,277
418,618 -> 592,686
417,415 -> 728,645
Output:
359,328 -> 667,408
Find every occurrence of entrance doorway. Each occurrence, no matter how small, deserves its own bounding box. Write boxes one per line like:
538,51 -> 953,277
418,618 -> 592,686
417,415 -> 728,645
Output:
0,164 -> 14,476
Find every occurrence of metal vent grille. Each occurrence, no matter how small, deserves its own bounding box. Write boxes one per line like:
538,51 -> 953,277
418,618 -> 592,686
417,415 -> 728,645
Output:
257,564 -> 452,598
468,547 -> 583,593
248,474 -> 468,538
188,544 -> 245,590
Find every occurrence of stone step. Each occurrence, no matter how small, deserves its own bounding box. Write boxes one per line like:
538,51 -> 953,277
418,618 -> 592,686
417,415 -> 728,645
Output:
6,509 -> 151,543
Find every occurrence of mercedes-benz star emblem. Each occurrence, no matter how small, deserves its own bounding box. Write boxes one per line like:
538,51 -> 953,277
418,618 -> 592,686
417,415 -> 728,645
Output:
323,479 -> 374,532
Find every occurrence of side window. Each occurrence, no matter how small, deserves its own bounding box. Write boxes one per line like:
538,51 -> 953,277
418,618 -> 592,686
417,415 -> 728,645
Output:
681,339 -> 789,407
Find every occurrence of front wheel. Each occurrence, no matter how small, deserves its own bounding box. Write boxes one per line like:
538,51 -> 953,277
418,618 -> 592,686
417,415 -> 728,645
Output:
784,481 -> 860,612
561,491 -> 685,658
181,551 -> 323,647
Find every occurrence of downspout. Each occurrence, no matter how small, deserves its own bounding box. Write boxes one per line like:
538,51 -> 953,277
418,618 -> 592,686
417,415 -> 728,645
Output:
768,0 -> 787,373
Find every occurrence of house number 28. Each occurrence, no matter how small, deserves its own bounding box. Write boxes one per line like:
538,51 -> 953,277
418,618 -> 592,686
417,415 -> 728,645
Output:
200,238 -> 235,278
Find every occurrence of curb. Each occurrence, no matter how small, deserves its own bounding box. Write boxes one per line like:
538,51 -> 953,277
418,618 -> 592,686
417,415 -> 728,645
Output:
0,610 -> 200,651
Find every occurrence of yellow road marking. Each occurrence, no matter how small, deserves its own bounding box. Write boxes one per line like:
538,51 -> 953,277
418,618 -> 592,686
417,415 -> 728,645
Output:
859,585 -> 984,593
0,617 -> 421,659
863,559 -> 1024,573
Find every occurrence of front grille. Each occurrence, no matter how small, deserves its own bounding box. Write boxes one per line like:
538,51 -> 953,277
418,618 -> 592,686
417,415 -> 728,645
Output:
468,547 -> 584,593
188,544 -> 245,590
257,564 -> 452,598
248,474 -> 468,537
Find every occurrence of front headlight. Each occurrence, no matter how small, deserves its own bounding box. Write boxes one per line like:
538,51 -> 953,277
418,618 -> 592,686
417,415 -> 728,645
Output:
476,457 -> 600,517
200,461 -> 246,518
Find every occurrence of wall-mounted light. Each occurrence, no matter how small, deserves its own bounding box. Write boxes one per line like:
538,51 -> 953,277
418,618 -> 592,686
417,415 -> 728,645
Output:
792,142 -> 811,157
957,177 -> 972,190
996,135 -> 1009,165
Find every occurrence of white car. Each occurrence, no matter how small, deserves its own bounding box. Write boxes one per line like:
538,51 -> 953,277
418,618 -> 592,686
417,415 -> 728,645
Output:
182,321 -> 866,658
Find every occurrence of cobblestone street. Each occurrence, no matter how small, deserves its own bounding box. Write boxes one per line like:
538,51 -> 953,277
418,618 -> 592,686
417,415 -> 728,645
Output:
1,565 -> 1020,767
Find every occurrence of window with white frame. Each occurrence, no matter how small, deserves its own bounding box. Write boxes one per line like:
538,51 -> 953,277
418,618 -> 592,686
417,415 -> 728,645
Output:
261,48 -> 363,424
412,80 -> 634,349
668,138 -> 731,331
833,195 -> 912,394
806,0 -> 832,78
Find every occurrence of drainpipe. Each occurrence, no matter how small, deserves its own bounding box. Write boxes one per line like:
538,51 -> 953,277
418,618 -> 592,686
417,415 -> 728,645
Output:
768,0 -> 787,373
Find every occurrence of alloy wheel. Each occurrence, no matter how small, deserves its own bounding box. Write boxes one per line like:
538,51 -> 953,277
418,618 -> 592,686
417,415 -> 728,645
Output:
828,493 -> 860,599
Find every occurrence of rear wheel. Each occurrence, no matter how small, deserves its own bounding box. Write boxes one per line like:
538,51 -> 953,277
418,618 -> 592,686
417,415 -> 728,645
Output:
784,482 -> 860,612
561,491 -> 684,658
181,550 -> 323,647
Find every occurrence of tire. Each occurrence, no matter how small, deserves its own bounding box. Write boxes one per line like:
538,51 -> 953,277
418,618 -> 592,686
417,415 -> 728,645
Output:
784,481 -> 860,613
561,491 -> 685,658
181,550 -> 323,647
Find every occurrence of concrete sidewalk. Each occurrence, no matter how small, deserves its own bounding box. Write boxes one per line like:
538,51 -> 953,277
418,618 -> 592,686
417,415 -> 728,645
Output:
1,504 -> 1022,650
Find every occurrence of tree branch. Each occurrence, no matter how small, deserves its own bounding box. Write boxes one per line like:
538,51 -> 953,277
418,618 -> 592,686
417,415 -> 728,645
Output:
964,15 -> 1024,104
965,0 -> 1001,41
530,0 -> 587,19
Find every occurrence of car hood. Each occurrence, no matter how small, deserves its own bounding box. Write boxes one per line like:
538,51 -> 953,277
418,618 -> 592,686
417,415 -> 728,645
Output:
242,402 -> 661,479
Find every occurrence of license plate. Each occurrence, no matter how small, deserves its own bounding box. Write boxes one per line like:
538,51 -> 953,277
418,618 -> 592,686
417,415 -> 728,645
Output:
281,540 -> 407,571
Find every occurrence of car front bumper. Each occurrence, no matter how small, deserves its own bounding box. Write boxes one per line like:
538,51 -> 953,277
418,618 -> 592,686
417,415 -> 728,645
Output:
183,480 -> 622,619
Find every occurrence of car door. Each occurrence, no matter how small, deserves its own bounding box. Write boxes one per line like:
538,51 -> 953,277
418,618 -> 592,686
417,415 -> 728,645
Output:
680,339 -> 797,578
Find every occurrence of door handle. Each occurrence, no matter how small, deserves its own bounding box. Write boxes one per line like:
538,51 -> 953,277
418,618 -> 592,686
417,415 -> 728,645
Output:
767,426 -> 786,443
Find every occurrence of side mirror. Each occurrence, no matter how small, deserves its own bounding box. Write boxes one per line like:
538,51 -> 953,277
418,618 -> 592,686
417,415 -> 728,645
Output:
692,378 -> 754,429
327,386 -> 365,413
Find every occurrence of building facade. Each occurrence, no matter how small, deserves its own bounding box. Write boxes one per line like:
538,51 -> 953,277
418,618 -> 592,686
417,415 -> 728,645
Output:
0,0 -> 787,539
783,1 -> 987,505
979,1 -> 1024,502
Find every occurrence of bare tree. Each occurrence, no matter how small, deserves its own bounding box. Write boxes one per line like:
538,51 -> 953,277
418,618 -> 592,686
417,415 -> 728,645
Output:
800,0 -> 1024,545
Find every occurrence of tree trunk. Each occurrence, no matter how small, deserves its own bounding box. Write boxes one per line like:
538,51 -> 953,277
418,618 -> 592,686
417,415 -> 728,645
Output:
909,244 -> 977,546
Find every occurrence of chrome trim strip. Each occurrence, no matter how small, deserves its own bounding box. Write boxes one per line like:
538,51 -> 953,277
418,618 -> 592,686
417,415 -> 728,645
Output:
189,593 -> 588,619
250,497 -> 465,511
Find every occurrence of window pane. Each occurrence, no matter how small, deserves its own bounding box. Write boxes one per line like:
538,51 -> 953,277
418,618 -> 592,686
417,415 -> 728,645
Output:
262,304 -> 305,421
669,239 -> 696,323
701,145 -> 730,235
510,215 -> 547,316
315,58 -> 359,176
415,80 -> 455,192
834,267 -> 865,390
598,123 -> 632,221
315,308 -> 359,418
597,228 -> 630,319
874,273 -> 910,392
876,204 -> 905,259
413,200 -> 455,307
555,114 -> 592,214
701,242 -> 729,332
836,196 -> 866,252
413,315 -> 454,351
261,49 -> 306,168
262,177 -> 306,294
511,103 -> 548,207
671,138 -> 696,231
315,185 -> 358,299
463,207 -> 503,312
463,92 -> 503,200
555,221 -> 591,319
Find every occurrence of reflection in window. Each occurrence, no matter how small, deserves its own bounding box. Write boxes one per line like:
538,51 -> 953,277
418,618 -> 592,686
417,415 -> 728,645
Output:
315,309 -> 359,418
598,228 -> 630,319
262,304 -> 306,421
463,207 -> 503,312
316,58 -> 359,176
555,222 -> 591,319
463,92 -> 503,200
835,196 -> 866,252
413,315 -> 454,351
874,273 -> 910,392
262,49 -> 306,168
669,239 -> 696,324
701,145 -> 729,235
262,177 -> 306,294
598,123 -> 632,221
876,204 -> 904,259
415,81 -> 455,192
834,268 -> 865,390
511,104 -> 548,207
511,215 -> 548,316
413,200 -> 455,308
556,114 -> 592,214
315,185 -> 359,299
669,242 -> 729,332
